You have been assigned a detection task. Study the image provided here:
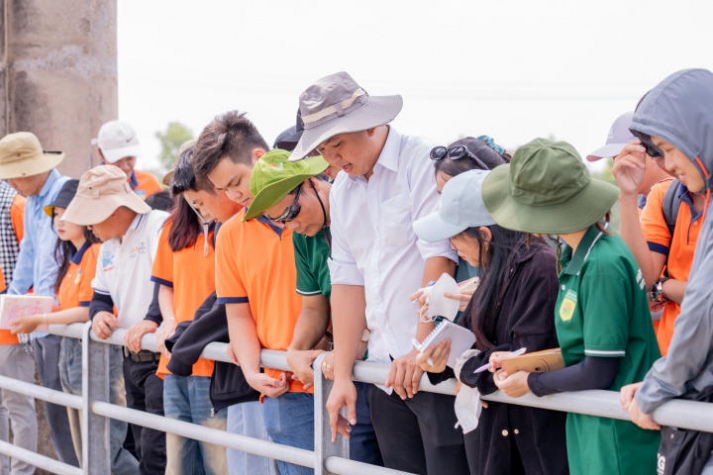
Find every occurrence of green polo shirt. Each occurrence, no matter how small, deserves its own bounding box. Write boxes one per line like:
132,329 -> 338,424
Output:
293,229 -> 331,298
556,225 -> 660,475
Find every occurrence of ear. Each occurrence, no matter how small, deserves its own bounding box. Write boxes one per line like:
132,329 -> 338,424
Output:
251,148 -> 266,164
479,226 -> 492,243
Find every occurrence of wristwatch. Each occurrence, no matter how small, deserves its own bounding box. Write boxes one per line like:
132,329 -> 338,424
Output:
649,277 -> 671,304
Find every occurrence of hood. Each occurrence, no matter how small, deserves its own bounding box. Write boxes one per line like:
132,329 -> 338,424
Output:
630,68 -> 713,189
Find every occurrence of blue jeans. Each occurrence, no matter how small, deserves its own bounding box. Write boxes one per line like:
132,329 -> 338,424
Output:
59,339 -> 139,475
163,375 -> 227,475
263,393 -> 314,475
226,401 -> 277,475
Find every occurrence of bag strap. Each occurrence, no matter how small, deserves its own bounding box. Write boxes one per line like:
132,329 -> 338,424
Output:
662,179 -> 682,244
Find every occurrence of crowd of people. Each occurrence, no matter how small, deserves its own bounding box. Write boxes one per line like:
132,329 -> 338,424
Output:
0,67 -> 711,475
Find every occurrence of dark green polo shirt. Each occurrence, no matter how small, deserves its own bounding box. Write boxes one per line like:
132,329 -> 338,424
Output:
556,225 -> 660,475
293,229 -> 331,298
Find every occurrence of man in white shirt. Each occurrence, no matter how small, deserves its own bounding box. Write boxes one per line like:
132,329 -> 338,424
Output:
63,165 -> 168,475
289,71 -> 468,474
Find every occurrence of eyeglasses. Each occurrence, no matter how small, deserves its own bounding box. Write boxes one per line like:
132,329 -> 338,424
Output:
268,184 -> 303,223
430,145 -> 488,169
630,130 -> 664,159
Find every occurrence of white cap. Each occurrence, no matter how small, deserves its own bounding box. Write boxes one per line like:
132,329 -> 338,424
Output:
586,111 -> 635,161
413,169 -> 496,242
95,120 -> 141,163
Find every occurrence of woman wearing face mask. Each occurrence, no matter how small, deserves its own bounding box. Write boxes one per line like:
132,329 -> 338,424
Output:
413,169 -> 568,475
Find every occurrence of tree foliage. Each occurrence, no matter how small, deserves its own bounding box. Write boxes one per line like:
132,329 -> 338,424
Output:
155,122 -> 193,171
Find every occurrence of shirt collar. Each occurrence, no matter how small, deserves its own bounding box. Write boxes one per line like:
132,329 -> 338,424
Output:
374,126 -> 400,173
257,215 -> 284,237
38,169 -> 62,201
561,225 -> 605,276
129,170 -> 138,189
70,241 -> 93,265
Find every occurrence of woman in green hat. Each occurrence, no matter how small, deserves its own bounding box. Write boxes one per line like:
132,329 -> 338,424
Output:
483,138 -> 661,475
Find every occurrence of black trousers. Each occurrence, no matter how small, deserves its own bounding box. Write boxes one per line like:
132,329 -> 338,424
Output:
368,385 -> 469,475
123,356 -> 166,475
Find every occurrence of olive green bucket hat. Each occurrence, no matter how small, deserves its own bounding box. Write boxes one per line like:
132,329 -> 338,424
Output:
244,149 -> 328,221
482,138 -> 619,234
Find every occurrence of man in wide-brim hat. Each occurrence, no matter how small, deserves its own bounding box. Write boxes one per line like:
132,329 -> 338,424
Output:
290,71 -> 468,473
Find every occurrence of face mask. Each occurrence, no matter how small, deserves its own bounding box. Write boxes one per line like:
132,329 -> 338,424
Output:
453,385 -> 483,434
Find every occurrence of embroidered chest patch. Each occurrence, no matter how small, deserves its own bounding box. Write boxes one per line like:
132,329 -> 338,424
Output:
559,289 -> 578,322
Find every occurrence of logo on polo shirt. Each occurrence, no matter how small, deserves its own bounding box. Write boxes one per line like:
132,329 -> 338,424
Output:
130,242 -> 147,257
559,289 -> 577,322
102,253 -> 115,272
74,269 -> 82,285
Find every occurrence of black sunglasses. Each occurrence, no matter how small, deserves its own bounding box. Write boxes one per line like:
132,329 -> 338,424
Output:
430,145 -> 488,169
630,130 -> 664,159
268,184 -> 303,223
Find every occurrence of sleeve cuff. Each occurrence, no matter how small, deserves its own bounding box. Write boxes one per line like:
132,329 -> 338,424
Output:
150,276 -> 174,288
417,239 -> 458,262
328,258 -> 364,286
217,297 -> 249,305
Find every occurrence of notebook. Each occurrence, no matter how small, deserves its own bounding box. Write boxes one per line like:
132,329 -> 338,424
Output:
413,320 -> 475,368
0,295 -> 53,331
500,348 -> 564,374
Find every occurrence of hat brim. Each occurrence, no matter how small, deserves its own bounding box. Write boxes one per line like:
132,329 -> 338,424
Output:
0,152 -> 65,180
289,95 -> 403,161
413,212 -> 467,242
482,164 -> 619,234
586,143 -> 628,162
62,192 -> 151,226
102,144 -> 141,163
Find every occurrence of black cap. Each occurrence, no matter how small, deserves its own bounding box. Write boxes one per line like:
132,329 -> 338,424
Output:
273,110 -> 304,151
43,179 -> 79,217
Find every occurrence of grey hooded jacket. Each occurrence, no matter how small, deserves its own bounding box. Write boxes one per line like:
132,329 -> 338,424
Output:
632,68 -> 713,413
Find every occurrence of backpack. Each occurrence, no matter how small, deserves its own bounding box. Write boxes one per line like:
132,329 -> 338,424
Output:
662,179 -> 682,240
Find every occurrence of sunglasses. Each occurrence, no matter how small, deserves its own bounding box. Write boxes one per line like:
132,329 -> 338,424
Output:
268,184 -> 303,223
430,145 -> 488,169
630,130 -> 664,159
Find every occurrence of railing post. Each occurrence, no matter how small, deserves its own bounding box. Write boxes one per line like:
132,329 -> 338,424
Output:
313,352 -> 348,475
81,322 -> 110,474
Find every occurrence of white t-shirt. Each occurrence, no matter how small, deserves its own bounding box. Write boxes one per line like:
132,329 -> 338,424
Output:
92,210 -> 169,328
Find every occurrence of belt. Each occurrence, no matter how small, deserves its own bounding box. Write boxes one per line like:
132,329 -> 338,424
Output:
123,348 -> 161,363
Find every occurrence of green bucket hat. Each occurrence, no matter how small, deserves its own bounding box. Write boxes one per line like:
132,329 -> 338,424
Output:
244,149 -> 328,221
482,138 -> 619,234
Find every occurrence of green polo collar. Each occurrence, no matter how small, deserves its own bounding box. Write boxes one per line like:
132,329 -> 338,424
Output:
561,225 -> 605,275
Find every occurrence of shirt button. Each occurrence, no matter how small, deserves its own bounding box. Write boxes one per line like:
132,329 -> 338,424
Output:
501,429 -> 509,437
514,428 -> 520,435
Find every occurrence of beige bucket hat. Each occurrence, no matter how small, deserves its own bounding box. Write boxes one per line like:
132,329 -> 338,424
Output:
62,165 -> 151,226
0,132 -> 65,180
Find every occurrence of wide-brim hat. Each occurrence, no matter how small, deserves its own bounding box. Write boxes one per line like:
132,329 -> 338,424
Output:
44,179 -> 79,217
289,71 -> 403,161
586,111 -> 635,162
414,169 -> 496,242
483,138 -> 619,235
0,132 -> 65,180
244,150 -> 329,221
63,165 -> 151,226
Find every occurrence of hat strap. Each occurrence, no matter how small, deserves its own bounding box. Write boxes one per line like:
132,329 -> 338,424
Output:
302,88 -> 366,126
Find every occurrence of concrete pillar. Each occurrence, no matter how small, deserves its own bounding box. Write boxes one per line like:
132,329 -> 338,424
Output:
0,0 -> 117,178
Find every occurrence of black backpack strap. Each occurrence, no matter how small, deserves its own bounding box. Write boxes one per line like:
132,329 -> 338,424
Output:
662,179 -> 681,242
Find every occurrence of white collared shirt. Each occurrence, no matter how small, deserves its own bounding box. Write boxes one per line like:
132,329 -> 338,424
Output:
92,210 -> 168,328
328,128 -> 457,364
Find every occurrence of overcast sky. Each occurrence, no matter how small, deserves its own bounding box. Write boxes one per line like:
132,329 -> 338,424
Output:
117,0 -> 713,172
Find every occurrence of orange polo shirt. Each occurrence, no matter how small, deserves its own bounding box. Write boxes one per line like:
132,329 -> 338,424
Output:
152,221 -> 216,377
132,169 -> 164,199
0,194 -> 26,345
56,242 -> 101,311
215,210 -> 306,393
641,180 -> 704,355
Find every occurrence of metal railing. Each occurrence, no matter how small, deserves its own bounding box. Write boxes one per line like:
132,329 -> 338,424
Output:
0,322 -> 710,474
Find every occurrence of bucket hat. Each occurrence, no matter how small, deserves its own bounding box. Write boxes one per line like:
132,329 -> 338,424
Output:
244,149 -> 328,221
62,165 -> 151,226
44,179 -> 79,217
413,169 -> 496,242
289,71 -> 403,161
483,138 -> 619,234
586,111 -> 636,161
0,132 -> 65,180
95,120 -> 141,163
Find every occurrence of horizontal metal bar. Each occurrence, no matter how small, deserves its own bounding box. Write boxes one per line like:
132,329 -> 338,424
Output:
91,401 -> 316,469
325,455 -> 416,475
0,375 -> 82,410
0,440 -> 82,475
